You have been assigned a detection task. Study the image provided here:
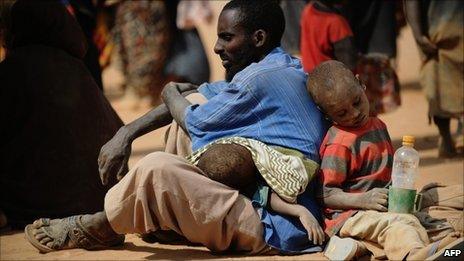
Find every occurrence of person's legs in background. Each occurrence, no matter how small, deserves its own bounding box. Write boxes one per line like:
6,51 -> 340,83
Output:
433,116 -> 457,158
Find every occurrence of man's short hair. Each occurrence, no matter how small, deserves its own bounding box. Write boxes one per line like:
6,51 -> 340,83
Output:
223,0 -> 285,49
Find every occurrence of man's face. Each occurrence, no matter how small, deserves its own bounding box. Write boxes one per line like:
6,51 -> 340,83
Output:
214,9 -> 258,82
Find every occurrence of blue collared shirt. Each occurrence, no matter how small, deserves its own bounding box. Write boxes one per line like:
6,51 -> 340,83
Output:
185,47 -> 327,162
184,47 -> 328,253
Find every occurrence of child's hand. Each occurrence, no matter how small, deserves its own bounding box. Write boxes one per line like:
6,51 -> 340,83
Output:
297,207 -> 325,245
359,188 -> 388,211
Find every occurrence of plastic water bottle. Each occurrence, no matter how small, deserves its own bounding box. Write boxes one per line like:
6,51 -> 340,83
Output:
391,135 -> 420,189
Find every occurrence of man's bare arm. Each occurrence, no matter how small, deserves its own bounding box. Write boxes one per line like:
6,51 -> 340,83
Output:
98,84 -> 197,185
161,82 -> 198,134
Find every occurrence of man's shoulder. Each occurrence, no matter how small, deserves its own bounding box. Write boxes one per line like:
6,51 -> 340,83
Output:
233,52 -> 305,87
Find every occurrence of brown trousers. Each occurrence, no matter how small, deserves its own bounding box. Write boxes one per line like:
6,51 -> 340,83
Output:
104,93 -> 272,254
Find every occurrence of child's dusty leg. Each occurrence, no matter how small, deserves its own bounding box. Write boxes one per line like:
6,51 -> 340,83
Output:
339,211 -> 430,260
407,232 -> 462,260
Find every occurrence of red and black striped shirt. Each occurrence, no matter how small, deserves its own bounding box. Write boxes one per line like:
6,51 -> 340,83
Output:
319,117 -> 393,235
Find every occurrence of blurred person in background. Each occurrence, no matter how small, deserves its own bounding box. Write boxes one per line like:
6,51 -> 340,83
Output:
62,0 -> 104,90
405,0 -> 464,158
344,0 -> 403,66
300,0 -> 357,72
279,0 -> 308,55
0,0 -> 123,228
0,0 -> 15,230
112,0 -> 210,107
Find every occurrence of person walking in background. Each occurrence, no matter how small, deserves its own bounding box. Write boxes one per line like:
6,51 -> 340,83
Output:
300,0 -> 357,73
112,0 -> 172,107
279,0 -> 308,56
345,0 -> 403,67
112,0 -> 210,107
405,0 -> 464,158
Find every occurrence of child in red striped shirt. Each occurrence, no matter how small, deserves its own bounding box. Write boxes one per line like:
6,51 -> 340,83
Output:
307,60 -> 460,260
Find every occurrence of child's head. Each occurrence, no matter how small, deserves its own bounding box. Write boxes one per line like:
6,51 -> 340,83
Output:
197,143 -> 257,191
307,60 -> 370,128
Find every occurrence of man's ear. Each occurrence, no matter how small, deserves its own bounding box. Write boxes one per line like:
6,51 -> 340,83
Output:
253,29 -> 267,48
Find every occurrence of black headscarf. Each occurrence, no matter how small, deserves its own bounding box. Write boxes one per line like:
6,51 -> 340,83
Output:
6,0 -> 87,58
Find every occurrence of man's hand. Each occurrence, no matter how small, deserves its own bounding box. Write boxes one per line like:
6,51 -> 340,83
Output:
297,207 -> 325,245
358,188 -> 389,212
161,82 -> 198,99
98,127 -> 132,185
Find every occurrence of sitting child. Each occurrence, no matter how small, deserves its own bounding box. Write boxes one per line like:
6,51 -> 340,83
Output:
196,142 -> 325,246
307,60 -> 461,260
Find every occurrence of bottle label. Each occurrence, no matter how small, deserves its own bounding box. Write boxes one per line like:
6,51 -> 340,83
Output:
394,161 -> 416,170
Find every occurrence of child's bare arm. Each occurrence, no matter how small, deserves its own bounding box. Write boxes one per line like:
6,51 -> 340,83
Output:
322,186 -> 388,212
269,192 -> 325,245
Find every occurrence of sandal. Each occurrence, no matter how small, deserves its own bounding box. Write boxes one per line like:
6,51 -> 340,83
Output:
25,215 -> 124,253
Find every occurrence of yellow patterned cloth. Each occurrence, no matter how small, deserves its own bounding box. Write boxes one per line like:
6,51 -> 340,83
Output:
187,137 -> 319,203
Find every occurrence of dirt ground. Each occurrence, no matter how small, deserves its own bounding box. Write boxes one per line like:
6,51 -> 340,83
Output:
1,3 -> 463,259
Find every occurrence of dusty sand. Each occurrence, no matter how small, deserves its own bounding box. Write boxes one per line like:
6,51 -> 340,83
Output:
1,3 -> 462,260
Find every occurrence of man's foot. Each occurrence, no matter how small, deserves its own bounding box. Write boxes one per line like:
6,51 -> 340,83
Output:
408,231 -> 462,260
25,212 -> 124,253
324,235 -> 368,260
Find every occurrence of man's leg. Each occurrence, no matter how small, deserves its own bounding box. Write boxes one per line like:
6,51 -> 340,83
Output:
27,152 -> 271,254
104,151 -> 270,254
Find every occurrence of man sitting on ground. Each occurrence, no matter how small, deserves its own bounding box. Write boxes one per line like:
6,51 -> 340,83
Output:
25,0 -> 328,255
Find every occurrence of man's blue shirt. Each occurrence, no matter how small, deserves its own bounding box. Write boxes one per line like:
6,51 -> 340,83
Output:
184,47 -> 328,253
185,47 -> 327,162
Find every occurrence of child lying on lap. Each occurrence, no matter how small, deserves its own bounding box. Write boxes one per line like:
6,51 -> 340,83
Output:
194,141 -> 325,246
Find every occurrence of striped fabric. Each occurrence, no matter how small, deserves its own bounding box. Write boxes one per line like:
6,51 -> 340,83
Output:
319,117 -> 393,236
187,136 -> 319,203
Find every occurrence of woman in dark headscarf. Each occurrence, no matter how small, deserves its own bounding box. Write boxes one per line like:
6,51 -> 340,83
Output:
0,0 -> 123,228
